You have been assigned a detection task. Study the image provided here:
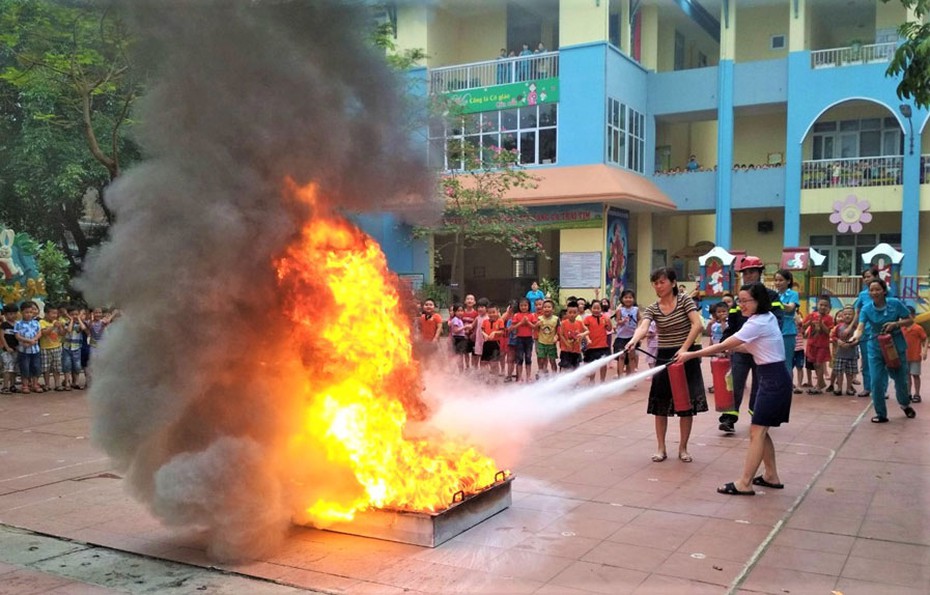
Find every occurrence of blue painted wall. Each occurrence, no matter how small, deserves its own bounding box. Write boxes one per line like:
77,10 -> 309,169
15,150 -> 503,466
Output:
733,59 -> 788,106
352,213 -> 431,278
715,59 -> 735,249
558,43 -> 609,166
652,171 -> 716,211
731,167 -> 786,209
647,67 -> 718,116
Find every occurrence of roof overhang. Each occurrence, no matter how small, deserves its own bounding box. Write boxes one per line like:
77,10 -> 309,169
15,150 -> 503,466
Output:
450,164 -> 677,213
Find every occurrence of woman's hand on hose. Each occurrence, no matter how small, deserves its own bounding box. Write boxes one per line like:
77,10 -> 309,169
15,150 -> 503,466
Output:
674,349 -> 697,363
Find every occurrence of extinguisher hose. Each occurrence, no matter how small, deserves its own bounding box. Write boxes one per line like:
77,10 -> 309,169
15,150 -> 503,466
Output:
632,345 -> 676,365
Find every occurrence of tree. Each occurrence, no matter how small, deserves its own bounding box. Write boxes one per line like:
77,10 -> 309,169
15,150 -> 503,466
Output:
413,133 -> 545,293
0,0 -> 142,261
883,0 -> 930,108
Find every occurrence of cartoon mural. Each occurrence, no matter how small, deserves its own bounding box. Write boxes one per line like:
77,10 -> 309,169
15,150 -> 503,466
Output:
0,227 -> 46,309
605,208 -> 629,306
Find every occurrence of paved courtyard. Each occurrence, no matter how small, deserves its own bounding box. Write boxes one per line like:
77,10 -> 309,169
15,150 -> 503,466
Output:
1,362 -> 928,594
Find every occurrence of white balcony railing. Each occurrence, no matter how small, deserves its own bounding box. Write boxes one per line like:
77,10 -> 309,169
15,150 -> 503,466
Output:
429,52 -> 559,93
810,42 -> 896,69
801,156 -> 903,189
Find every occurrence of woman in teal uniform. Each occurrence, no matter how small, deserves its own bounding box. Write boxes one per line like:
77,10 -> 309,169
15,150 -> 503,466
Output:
850,279 -> 917,423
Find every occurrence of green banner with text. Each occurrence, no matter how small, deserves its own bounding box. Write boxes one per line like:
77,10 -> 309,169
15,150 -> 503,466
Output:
445,78 -> 559,114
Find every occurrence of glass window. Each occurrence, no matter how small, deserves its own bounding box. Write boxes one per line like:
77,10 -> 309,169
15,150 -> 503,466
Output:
880,233 -> 902,245
860,131 -> 881,156
882,130 -> 901,156
836,235 -> 856,246
463,113 -> 480,135
481,112 -> 499,133
540,104 -> 557,126
839,120 -> 859,132
501,109 -> 518,132
539,128 -> 556,163
857,234 -> 876,245
619,103 -> 626,131
813,121 -> 837,132
501,132 -> 517,153
520,107 -> 537,129
520,131 -> 536,164
884,117 -> 898,128
861,118 -> 881,130
810,234 -> 834,245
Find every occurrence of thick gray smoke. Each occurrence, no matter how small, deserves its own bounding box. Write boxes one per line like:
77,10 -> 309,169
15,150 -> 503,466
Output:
78,1 -> 435,561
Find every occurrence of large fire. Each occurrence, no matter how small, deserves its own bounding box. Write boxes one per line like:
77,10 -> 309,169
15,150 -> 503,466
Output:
277,180 -> 501,523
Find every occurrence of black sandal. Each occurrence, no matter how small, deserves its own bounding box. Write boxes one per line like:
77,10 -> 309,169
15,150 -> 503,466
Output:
717,482 -> 755,496
903,406 -> 916,419
871,416 -> 889,423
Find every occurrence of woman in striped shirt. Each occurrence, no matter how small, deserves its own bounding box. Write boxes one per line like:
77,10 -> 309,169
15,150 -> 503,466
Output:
625,267 -> 708,463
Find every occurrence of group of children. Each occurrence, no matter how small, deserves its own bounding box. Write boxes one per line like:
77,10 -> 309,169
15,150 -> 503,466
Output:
420,290 -> 659,383
705,293 -> 928,403
0,302 -> 115,394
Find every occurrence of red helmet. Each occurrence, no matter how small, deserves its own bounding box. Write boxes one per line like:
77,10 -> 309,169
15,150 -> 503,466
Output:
738,256 -> 765,272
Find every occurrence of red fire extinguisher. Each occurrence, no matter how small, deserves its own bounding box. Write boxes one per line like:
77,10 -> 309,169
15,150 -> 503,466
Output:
877,334 -> 901,369
711,357 -> 734,412
667,362 -> 693,413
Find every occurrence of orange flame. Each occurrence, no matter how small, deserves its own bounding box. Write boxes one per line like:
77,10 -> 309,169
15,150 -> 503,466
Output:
277,180 -> 500,523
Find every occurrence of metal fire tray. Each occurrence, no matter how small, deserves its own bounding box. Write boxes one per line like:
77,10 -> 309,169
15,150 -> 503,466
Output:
318,474 -> 513,547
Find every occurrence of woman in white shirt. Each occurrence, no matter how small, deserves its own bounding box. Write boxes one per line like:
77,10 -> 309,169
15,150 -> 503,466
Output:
677,283 -> 793,496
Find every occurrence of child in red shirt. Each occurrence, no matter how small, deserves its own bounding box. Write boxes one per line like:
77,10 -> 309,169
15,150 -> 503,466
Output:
583,301 -> 612,383
903,306 -> 928,402
511,298 -> 538,382
802,296 -> 834,394
558,301 -> 587,371
480,305 -> 507,378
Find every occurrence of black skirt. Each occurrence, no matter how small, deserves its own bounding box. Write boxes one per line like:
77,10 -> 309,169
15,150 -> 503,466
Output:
750,362 -> 793,427
648,346 -> 709,417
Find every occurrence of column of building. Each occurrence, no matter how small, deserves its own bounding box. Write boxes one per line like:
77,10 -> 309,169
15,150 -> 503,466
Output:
714,2 -> 736,249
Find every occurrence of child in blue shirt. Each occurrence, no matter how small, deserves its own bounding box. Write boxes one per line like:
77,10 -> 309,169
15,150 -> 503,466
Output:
14,300 -> 43,394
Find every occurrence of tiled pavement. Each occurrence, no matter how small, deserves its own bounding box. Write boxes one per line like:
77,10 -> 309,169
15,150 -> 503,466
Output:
1,362 -> 927,594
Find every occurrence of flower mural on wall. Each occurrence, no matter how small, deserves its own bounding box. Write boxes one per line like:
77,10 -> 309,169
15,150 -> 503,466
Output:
829,195 -> 872,233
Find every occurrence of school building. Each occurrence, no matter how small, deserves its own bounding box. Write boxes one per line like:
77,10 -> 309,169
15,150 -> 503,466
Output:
363,0 -> 929,306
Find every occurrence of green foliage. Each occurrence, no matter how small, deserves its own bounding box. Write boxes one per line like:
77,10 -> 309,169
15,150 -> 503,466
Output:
413,106 -> 545,288
416,282 -> 452,309
0,0 -> 142,259
369,19 -> 427,71
538,277 -> 560,305
36,240 -> 70,301
883,0 -> 930,108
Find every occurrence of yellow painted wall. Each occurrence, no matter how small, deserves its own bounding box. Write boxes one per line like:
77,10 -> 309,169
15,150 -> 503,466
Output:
921,185 -> 930,211
691,120 -> 719,166
559,227 -> 605,300
395,4 -> 429,66
639,5 -> 659,70
801,187 -> 903,214
801,211 -> 901,242
559,0 -> 608,46
876,1 -> 907,31
656,18 -> 676,72
427,7 -> 460,68
921,213 -> 930,274
457,7 -> 507,64
423,6 -> 508,68
734,112 -> 787,165
735,5 -> 789,62
731,210 -> 786,270
687,214 -> 716,245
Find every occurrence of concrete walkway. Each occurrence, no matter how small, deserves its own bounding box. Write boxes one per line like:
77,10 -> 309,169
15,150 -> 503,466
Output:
1,364 -> 927,594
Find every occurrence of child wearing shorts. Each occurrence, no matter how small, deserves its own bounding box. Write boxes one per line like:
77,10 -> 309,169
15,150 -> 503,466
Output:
830,306 -> 858,396
1,304 -> 19,393
903,306 -> 928,403
14,301 -> 43,394
39,304 -> 65,391
792,323 -> 806,394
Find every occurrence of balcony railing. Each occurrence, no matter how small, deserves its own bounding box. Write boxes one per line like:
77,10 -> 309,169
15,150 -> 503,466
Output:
809,276 -> 861,298
801,156 -> 902,189
810,42 -> 896,69
429,52 -> 559,93
921,155 -> 930,183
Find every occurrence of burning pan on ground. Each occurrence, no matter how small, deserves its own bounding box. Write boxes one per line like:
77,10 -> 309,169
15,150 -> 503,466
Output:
300,472 -> 513,547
